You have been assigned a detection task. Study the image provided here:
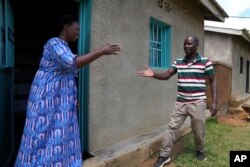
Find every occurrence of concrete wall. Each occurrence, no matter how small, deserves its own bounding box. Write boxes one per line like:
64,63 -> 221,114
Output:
204,31 -> 232,66
231,36 -> 250,96
205,30 -> 250,102
88,0 -> 205,151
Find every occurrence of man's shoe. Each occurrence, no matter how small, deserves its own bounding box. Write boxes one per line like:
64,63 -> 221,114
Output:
153,156 -> 171,167
197,151 -> 207,161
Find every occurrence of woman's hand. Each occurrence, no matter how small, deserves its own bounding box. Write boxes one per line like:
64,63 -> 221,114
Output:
76,43 -> 122,68
99,43 -> 122,55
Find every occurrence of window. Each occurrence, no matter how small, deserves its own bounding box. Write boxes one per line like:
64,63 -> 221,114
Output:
240,57 -> 243,74
149,17 -> 171,69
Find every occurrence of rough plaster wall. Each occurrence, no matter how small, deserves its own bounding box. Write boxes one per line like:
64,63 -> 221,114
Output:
231,36 -> 250,96
204,31 -> 232,66
205,31 -> 250,98
88,0 -> 205,151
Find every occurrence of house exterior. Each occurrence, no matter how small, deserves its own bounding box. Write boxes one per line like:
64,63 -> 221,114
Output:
88,0 -> 228,153
204,26 -> 250,112
0,0 -> 227,166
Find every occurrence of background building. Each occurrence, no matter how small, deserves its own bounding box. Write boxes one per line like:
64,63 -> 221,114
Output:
205,26 -> 250,112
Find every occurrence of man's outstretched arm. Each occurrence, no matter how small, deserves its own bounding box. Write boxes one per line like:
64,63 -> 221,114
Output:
137,65 -> 176,80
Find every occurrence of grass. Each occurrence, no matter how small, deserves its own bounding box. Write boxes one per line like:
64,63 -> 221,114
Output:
173,117 -> 250,167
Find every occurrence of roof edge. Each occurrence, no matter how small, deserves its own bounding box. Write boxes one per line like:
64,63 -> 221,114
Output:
205,25 -> 250,42
199,0 -> 229,22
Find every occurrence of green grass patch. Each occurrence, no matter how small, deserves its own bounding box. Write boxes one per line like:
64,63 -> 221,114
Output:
173,118 -> 250,167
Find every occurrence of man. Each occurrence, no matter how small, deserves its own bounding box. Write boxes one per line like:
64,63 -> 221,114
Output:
137,35 -> 218,167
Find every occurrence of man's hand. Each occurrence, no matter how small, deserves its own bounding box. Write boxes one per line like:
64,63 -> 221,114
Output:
210,102 -> 218,117
137,65 -> 154,77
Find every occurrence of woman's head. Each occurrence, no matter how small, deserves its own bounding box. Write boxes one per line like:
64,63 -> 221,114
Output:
57,15 -> 80,43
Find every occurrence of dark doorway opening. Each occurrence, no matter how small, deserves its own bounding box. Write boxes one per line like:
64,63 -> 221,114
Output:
246,60 -> 249,93
10,0 -> 80,165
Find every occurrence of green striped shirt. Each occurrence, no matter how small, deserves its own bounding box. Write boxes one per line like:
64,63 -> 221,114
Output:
171,54 -> 215,103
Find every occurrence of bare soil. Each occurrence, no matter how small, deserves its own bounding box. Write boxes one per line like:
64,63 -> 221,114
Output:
217,109 -> 250,126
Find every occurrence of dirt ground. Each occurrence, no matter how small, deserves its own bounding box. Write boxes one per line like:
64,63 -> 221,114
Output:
217,108 -> 250,126
140,109 -> 250,167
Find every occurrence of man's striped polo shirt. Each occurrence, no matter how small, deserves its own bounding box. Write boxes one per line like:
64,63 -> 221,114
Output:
171,53 -> 215,103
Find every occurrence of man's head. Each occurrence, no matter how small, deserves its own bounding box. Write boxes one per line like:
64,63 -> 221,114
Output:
183,35 -> 199,56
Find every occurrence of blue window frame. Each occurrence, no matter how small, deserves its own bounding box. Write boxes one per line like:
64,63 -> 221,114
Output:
149,17 -> 171,69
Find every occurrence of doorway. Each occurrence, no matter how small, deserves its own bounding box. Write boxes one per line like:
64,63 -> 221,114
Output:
0,0 -> 15,166
246,60 -> 249,93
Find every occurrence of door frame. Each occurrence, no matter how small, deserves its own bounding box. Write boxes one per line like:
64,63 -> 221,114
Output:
78,0 -> 92,152
0,0 -> 15,166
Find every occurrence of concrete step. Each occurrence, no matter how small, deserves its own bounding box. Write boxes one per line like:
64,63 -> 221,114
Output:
228,93 -> 250,108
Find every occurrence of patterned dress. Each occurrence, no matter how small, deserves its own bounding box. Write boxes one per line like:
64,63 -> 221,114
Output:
15,37 -> 82,167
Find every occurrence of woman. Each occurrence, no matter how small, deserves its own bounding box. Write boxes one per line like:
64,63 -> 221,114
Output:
15,15 -> 122,167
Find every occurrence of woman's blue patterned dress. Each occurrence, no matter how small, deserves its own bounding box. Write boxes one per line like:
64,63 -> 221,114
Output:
15,37 -> 82,167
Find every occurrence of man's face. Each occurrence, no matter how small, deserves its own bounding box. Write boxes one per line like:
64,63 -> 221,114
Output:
183,37 -> 198,55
